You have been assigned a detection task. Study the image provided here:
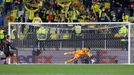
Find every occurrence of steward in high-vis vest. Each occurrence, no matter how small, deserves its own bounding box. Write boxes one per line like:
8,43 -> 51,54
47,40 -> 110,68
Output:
0,27 -> 4,43
36,26 -> 47,50
74,24 -> 82,37
0,29 -> 4,39
50,28 -> 58,40
74,24 -> 81,34
63,31 -> 70,39
119,26 -> 128,50
37,26 -> 47,40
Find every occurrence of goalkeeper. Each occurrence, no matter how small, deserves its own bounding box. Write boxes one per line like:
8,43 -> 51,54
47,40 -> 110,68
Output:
64,48 -> 93,64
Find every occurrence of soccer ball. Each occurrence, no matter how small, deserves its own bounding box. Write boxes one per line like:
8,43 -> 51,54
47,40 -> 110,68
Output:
91,59 -> 95,64
114,33 -> 121,38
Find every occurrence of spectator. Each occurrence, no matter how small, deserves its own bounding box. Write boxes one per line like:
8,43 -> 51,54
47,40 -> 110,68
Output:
85,0 -> 92,8
99,12 -> 110,22
10,7 -> 18,22
0,13 -> 4,27
0,0 -> 4,12
39,8 -> 47,22
24,4 -> 39,22
29,0 -> 40,8
110,11 -> 116,22
66,11 -> 73,28
72,0 -> 81,9
0,27 -> 5,43
60,13 -> 66,22
14,0 -> 23,11
91,1 -> 102,20
130,1 -> 134,16
71,7 -> 79,22
115,8 -> 123,22
46,9 -> 53,22
18,14 -> 25,22
53,13 -> 59,22
18,15 -> 25,33
57,0 -> 72,16
32,13 -> 42,26
4,0 -> 13,15
104,0 -> 111,10
23,0 -> 31,3
32,13 -> 42,32
122,13 -> 129,22
0,0 -> 3,4
13,0 -> 20,7
50,28 -> 58,40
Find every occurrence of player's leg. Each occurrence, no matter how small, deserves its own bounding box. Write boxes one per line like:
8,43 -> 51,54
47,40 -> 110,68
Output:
4,52 -> 10,64
40,41 -> 44,50
11,51 -> 17,64
7,51 -> 17,64
65,57 -> 78,63
65,55 -> 80,64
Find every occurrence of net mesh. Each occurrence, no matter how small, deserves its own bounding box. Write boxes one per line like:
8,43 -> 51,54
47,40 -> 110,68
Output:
8,22 -> 129,64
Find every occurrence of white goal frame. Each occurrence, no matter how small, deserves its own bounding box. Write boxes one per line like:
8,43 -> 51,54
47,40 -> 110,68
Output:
8,22 -> 131,64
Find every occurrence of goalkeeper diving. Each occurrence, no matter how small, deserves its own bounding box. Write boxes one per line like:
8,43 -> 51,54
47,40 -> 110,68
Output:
64,48 -> 94,64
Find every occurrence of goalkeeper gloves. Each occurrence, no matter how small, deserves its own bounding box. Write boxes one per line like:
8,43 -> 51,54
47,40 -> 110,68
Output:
64,52 -> 68,55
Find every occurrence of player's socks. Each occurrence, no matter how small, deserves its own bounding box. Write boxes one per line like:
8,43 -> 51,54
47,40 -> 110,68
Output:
13,56 -> 17,64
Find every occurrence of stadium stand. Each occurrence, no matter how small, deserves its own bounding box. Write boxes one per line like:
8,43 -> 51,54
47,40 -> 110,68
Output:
0,0 -> 133,49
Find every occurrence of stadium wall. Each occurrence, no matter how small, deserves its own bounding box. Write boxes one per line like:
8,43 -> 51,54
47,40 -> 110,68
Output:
9,49 -> 128,64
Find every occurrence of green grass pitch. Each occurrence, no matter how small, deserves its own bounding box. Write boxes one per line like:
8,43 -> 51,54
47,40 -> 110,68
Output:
0,64 -> 134,75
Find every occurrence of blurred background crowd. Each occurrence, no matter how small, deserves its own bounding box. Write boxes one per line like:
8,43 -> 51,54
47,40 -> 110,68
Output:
0,0 -> 133,27
0,0 -> 133,39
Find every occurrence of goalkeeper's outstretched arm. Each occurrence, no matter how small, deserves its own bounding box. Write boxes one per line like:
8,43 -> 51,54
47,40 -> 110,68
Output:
64,52 -> 74,55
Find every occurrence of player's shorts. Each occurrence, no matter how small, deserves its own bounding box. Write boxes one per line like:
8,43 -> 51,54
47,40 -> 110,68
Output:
4,51 -> 10,57
4,51 -> 15,57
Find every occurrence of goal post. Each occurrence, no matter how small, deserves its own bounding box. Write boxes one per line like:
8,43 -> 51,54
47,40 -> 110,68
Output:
130,23 -> 134,64
8,22 -> 131,64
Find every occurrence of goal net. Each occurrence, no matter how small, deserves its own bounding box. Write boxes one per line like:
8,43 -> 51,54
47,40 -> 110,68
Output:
7,22 -> 131,64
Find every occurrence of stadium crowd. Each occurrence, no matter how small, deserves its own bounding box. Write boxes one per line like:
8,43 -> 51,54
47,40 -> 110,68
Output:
0,0 -> 132,36
0,0 -> 132,26
0,0 -> 131,48
0,0 -> 132,43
